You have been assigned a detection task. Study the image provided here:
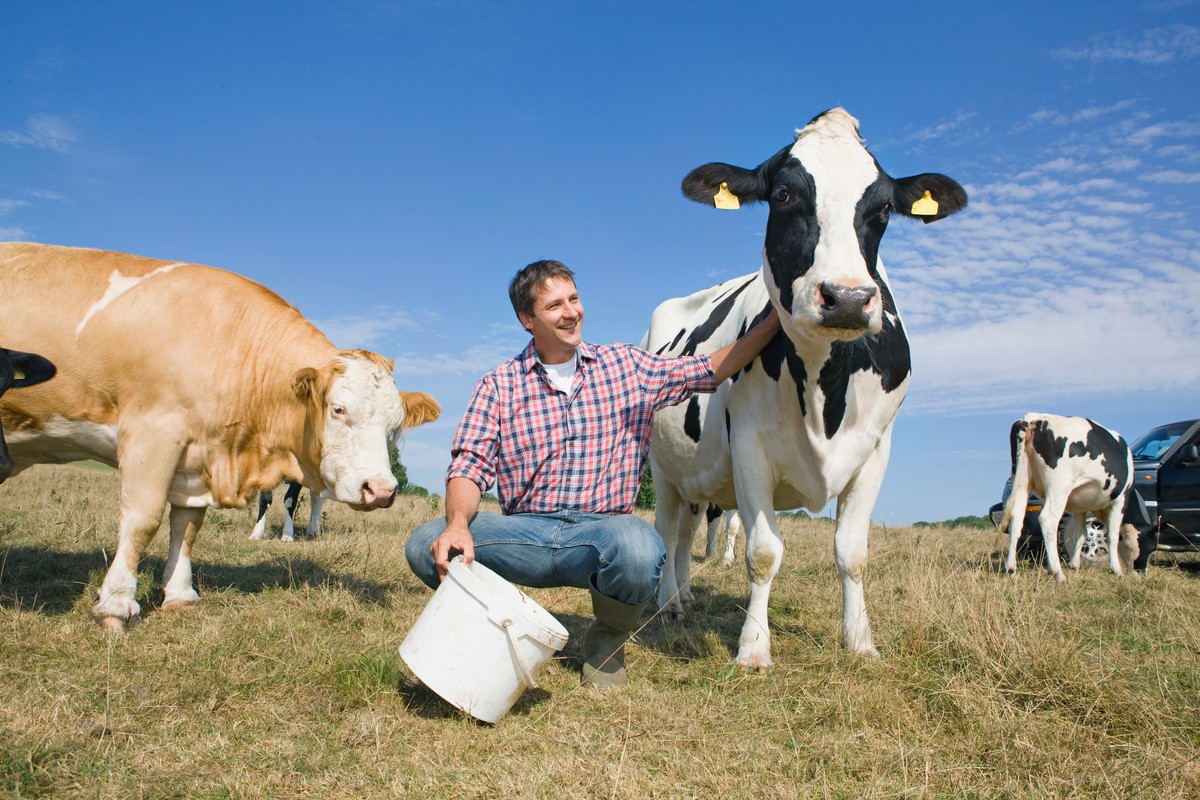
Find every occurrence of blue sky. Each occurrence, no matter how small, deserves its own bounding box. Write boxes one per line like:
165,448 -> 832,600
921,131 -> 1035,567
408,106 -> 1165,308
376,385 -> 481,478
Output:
3,1 -> 1198,525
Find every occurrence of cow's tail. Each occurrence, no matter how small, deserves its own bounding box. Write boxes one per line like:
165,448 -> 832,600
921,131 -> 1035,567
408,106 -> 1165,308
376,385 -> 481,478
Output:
998,419 -> 1031,536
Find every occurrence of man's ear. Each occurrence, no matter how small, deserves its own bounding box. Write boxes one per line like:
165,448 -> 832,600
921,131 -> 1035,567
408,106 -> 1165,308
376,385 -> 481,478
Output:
517,312 -> 533,333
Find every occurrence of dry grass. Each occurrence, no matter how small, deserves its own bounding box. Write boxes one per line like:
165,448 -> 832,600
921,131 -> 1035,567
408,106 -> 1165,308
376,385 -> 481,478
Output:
2,464 -> 1199,799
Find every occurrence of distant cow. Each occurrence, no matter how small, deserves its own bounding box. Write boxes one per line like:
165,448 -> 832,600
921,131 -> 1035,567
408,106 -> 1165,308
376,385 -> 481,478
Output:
701,505 -> 741,567
1000,413 -> 1139,580
250,481 -> 325,542
0,243 -> 441,630
647,108 -> 967,667
0,347 -> 56,482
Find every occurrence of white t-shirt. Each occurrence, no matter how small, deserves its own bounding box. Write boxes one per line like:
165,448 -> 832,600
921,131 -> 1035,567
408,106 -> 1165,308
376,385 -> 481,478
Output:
541,351 -> 578,394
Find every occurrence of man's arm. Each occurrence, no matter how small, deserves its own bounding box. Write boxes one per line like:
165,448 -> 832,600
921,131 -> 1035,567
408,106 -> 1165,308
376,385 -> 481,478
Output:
707,305 -> 781,383
430,476 -> 483,580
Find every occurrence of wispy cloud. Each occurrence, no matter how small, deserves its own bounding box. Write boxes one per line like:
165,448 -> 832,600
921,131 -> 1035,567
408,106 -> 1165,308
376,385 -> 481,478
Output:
0,199 -> 29,216
0,114 -> 78,152
884,102 -> 1200,417
309,307 -> 433,350
0,225 -> 30,240
1054,24 -> 1200,65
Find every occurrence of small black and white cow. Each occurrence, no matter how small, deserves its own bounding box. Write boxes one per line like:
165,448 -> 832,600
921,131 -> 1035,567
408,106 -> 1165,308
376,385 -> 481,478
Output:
0,348 -> 56,483
250,480 -> 325,542
702,505 -> 742,567
646,108 -> 966,667
1000,413 -> 1139,580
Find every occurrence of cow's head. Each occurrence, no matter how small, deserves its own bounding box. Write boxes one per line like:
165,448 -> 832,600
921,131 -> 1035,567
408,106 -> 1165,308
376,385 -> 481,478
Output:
292,349 -> 440,510
682,108 -> 966,342
0,348 -> 57,483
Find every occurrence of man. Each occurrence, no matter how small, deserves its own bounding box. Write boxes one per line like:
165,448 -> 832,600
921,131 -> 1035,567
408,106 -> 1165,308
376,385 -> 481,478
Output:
406,260 -> 780,688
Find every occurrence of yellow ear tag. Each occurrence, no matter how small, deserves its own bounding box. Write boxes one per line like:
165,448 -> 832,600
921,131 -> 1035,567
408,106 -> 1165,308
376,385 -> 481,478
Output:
12,368 -> 24,381
713,182 -> 740,210
911,190 -> 939,216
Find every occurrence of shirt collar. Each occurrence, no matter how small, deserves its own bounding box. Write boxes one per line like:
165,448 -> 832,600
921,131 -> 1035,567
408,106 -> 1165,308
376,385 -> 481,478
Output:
518,340 -> 596,373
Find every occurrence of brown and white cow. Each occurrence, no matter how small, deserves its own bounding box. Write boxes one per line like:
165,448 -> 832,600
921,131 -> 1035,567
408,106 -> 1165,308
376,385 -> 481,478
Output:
0,243 -> 441,630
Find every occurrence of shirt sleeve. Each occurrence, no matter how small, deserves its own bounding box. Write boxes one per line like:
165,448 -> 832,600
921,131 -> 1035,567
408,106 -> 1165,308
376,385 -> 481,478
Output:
627,346 -> 717,411
446,373 -> 501,494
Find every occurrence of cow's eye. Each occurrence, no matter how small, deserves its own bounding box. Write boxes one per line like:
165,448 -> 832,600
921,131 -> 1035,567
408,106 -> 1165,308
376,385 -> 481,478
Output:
331,405 -> 346,417
772,186 -> 790,204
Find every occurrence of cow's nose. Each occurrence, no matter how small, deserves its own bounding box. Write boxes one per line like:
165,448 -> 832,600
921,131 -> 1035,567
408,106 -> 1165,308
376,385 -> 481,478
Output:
361,479 -> 397,509
818,282 -> 877,329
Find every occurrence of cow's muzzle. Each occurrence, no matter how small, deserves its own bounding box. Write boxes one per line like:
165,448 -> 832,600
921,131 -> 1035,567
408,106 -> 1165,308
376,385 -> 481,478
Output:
359,478 -> 397,509
818,282 -> 877,329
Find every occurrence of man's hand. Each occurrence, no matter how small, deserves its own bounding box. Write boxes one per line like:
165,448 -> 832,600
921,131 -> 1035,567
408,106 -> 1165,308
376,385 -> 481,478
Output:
430,522 -> 475,581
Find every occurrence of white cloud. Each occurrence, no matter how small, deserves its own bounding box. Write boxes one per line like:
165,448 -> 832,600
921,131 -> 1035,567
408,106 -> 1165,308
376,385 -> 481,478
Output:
1142,169 -> 1200,183
1054,24 -> 1200,65
0,114 -> 78,152
0,225 -> 30,240
309,308 -> 430,350
0,199 -> 29,216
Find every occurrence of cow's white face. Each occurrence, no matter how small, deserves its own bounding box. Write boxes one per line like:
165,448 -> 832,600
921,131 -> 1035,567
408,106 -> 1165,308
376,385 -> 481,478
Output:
680,108 -> 967,349
317,355 -> 407,510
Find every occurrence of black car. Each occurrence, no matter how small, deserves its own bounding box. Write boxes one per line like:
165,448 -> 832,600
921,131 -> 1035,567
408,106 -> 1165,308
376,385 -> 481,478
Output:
1129,419 -> 1200,552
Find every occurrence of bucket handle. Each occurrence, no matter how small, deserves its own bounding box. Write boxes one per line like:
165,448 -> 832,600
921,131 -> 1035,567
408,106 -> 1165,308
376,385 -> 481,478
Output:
500,617 -> 539,689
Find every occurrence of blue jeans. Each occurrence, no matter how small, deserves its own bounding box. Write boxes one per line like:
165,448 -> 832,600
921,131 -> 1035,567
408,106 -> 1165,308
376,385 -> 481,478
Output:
405,510 -> 666,606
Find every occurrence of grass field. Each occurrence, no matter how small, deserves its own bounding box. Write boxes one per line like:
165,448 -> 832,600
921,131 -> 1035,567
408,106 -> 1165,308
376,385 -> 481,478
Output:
2,464 -> 1199,799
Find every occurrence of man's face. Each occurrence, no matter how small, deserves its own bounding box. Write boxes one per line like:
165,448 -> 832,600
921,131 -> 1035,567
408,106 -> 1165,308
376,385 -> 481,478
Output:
518,277 -> 584,364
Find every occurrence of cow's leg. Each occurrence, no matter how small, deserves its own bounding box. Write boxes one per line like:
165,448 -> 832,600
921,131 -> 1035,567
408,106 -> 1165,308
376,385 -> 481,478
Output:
734,499 -> 783,669
652,470 -> 689,620
1038,499 -> 1068,582
161,505 -> 207,609
280,481 -> 301,542
704,505 -> 721,559
1065,514 -> 1086,570
675,504 -> 703,607
93,430 -> 183,630
721,511 -> 741,567
250,490 -> 272,540
831,445 -> 887,658
1101,505 -> 1125,577
307,491 -> 325,537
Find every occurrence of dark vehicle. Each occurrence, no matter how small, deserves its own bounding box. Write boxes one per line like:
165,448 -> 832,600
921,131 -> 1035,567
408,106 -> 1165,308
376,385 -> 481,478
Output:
988,480 -> 1109,564
989,418 -> 1200,563
1129,419 -> 1200,552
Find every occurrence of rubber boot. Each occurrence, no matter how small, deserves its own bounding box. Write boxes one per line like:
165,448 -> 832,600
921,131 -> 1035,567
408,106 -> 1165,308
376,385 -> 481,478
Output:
582,584 -> 648,689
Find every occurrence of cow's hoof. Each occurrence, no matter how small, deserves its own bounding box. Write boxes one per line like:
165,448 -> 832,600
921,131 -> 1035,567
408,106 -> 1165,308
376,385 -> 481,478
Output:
656,607 -> 685,623
95,614 -> 133,633
161,592 -> 201,611
735,656 -> 773,672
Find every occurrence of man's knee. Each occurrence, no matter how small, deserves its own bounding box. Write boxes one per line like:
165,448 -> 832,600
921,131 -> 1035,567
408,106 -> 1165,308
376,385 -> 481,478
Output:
602,516 -> 666,585
405,518 -> 446,590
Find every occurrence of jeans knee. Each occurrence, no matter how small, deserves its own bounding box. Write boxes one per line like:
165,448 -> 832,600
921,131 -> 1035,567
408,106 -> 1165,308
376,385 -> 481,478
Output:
405,518 -> 445,590
597,516 -> 665,601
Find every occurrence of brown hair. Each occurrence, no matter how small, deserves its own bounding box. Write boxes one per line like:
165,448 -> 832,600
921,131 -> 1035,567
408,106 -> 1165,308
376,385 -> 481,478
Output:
508,260 -> 575,323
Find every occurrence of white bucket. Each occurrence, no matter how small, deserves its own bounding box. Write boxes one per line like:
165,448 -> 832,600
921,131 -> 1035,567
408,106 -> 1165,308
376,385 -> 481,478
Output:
399,556 -> 570,723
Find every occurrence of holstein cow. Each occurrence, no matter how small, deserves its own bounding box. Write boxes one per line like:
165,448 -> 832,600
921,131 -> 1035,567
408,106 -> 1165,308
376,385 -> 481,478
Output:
250,480 -> 326,542
701,504 -> 742,567
0,243 -> 441,630
1000,413 -> 1139,581
0,347 -> 57,482
646,108 -> 966,667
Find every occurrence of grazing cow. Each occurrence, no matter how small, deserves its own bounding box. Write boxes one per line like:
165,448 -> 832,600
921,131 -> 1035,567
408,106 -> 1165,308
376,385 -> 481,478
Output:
250,480 -> 326,542
702,505 -> 742,567
1000,413 -> 1139,580
0,243 -> 441,630
0,347 -> 57,482
646,108 -> 967,667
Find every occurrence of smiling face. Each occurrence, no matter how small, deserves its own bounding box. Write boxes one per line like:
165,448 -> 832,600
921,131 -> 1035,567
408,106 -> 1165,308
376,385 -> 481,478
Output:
518,276 -> 584,364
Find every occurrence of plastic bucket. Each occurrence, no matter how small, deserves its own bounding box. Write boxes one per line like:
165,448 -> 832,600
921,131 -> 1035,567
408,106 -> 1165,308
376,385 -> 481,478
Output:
399,557 -> 570,723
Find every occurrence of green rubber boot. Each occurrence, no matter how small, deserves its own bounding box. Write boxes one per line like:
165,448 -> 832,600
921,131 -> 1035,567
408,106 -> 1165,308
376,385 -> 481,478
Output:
582,584 -> 648,689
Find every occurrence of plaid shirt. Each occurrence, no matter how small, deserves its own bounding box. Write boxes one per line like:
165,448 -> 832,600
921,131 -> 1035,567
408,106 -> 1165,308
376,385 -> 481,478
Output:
447,340 -> 716,514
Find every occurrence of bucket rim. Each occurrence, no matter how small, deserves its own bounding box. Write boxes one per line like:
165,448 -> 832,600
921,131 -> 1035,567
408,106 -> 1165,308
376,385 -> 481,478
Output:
448,558 -> 569,648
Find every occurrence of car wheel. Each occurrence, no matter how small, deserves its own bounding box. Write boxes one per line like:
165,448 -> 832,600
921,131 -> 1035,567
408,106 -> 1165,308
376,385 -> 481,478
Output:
1078,520 -> 1109,565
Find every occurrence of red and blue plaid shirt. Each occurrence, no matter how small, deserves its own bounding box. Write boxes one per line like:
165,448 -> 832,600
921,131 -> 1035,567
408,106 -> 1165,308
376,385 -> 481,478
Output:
447,340 -> 716,514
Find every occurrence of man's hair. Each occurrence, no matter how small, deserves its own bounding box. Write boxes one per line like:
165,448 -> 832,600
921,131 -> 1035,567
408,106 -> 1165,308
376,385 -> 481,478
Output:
508,259 -> 576,321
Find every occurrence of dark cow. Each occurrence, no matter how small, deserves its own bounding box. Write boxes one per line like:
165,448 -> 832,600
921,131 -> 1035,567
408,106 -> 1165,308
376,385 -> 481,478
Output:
250,480 -> 325,542
1000,413 -> 1140,580
646,108 -> 966,667
0,348 -> 56,482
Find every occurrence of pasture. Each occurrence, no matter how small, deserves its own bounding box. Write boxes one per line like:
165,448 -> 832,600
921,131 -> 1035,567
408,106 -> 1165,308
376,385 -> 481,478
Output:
2,465 -> 1199,799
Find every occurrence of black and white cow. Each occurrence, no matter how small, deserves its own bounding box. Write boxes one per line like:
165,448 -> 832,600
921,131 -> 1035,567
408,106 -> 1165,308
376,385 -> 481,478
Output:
646,108 -> 966,667
1000,413 -> 1140,580
0,348 -> 56,483
702,504 -> 742,567
250,480 -> 325,542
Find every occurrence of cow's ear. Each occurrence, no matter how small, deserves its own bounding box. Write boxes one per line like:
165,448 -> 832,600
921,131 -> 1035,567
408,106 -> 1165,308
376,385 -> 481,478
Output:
5,350 -> 56,388
893,174 -> 968,224
291,367 -> 322,402
682,162 -> 768,207
399,391 -> 441,429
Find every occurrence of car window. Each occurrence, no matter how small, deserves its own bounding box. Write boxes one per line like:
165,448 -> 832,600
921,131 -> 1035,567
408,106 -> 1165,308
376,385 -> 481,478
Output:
1130,423 -> 1190,460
